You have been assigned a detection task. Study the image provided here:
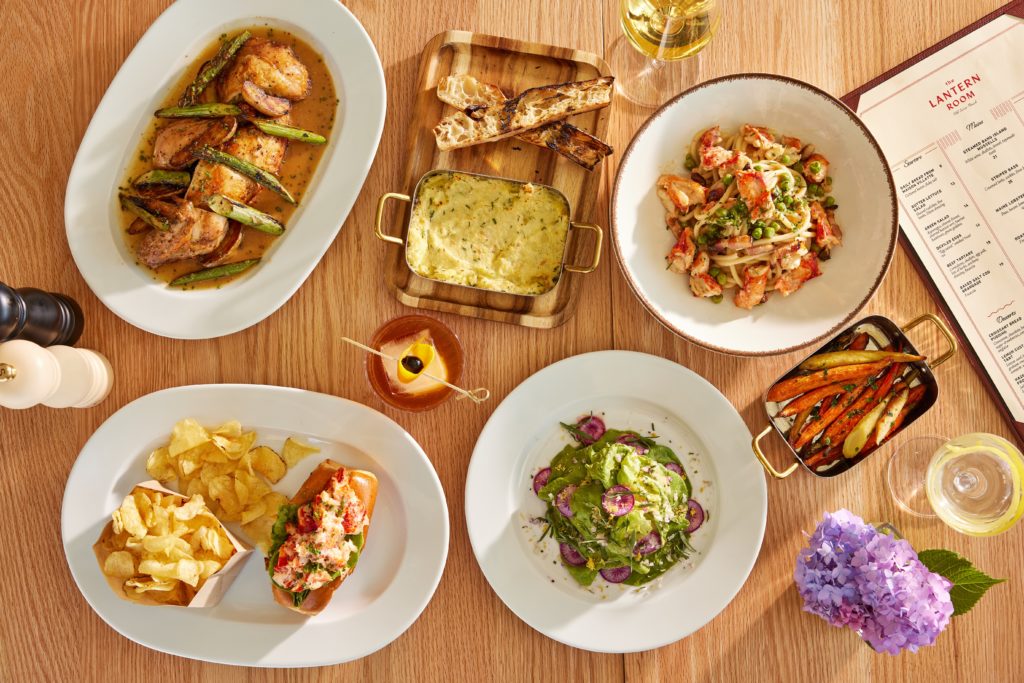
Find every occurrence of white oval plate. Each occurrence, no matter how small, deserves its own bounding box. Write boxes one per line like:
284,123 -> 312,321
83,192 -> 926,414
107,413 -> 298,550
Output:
612,74 -> 897,356
64,0 -> 386,339
465,351 -> 766,652
62,385 -> 448,668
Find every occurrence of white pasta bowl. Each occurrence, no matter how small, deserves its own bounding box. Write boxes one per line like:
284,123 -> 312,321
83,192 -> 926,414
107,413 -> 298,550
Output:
611,74 -> 897,356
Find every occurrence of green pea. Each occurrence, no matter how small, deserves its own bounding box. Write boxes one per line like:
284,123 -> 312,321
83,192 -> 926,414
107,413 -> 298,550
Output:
715,272 -> 728,286
709,266 -> 721,277
764,226 -> 777,238
808,161 -> 823,175
684,153 -> 697,170
710,294 -> 724,304
775,201 -> 786,211
779,154 -> 793,165
824,196 -> 837,207
808,184 -> 821,196
751,227 -> 763,240
793,162 -> 804,173
722,173 -> 734,186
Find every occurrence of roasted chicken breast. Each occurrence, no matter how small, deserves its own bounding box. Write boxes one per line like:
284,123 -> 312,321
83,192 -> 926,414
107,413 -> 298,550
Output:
218,38 -> 312,108
134,199 -> 230,267
186,123 -> 288,207
152,117 -> 237,170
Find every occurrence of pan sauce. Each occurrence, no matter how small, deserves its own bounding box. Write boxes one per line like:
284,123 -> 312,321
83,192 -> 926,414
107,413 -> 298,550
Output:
405,171 -> 570,295
120,26 -> 337,289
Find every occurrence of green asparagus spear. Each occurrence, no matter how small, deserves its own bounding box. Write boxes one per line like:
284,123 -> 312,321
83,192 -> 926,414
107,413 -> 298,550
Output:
155,103 -> 242,118
119,193 -> 171,231
134,169 -> 191,189
249,119 -> 327,145
169,258 -> 261,287
193,146 -> 296,204
179,31 -> 251,107
207,194 -> 285,235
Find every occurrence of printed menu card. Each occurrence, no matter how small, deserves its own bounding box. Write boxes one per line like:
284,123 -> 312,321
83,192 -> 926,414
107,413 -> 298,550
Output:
844,2 -> 1024,441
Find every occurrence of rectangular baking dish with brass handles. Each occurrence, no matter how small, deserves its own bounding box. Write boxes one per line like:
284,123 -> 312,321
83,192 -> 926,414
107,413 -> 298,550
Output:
374,169 -> 602,297
752,313 -> 958,479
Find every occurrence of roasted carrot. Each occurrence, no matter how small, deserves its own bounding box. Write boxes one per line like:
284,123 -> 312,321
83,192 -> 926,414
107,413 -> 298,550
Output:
862,384 -> 928,451
798,350 -> 925,371
778,381 -> 849,417
848,332 -> 870,351
793,384 -> 869,451
767,359 -> 893,403
820,363 -> 903,449
804,445 -> 842,469
788,406 -> 813,446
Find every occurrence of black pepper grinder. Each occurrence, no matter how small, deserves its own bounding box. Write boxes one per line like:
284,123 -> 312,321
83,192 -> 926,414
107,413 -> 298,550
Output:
0,283 -> 84,347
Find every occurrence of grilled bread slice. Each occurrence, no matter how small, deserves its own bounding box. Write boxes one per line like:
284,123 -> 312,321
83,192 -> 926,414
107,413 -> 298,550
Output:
433,75 -> 614,151
436,74 -> 613,170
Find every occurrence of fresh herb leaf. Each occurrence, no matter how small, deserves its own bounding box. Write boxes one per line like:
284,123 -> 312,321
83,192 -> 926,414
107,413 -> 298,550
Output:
918,549 -> 1005,616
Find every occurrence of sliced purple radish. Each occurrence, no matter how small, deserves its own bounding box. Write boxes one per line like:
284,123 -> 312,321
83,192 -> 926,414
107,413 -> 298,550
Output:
615,434 -> 650,454
600,566 -> 632,583
555,485 -> 577,517
560,543 -> 587,566
601,485 -> 635,517
575,415 -> 606,445
634,531 -> 662,556
664,462 -> 683,476
532,467 -> 552,496
685,499 -> 705,533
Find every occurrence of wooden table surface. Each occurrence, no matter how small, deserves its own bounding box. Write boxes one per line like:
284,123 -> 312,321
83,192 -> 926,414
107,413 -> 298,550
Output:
2,0 -> 1020,680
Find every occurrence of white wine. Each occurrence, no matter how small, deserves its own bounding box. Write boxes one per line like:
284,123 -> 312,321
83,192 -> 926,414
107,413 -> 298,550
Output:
925,433 -> 1024,536
620,0 -> 720,61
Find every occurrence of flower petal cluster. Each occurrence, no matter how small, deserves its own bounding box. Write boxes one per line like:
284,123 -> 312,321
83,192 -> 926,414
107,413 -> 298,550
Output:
794,509 -> 954,654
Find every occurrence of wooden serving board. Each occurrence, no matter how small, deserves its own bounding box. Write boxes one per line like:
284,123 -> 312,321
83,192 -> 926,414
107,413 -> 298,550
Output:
380,30 -> 612,328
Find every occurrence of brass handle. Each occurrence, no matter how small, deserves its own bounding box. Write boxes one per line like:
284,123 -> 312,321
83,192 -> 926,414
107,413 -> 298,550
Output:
374,192 -> 410,246
563,222 -> 603,274
902,313 -> 958,369
751,425 -> 799,479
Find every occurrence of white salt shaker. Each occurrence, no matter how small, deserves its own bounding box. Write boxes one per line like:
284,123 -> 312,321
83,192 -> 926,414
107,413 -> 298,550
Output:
0,340 -> 113,409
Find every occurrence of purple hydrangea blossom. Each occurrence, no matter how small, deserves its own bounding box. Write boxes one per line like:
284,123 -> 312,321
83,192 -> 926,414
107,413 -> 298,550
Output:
794,509 -> 954,654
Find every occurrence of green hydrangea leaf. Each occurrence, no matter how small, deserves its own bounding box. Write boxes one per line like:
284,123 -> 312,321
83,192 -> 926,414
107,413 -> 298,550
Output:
918,548 -> 1005,617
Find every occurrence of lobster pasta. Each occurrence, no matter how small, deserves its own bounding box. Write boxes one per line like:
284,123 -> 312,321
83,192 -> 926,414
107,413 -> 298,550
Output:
655,124 -> 842,310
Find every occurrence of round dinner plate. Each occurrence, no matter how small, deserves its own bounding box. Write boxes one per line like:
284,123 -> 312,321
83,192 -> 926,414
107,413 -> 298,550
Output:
64,0 -> 386,339
61,385 -> 448,668
465,351 -> 767,652
611,74 -> 898,356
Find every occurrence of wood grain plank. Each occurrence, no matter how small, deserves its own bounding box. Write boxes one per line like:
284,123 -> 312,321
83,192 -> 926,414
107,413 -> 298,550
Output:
1,0 -> 1020,681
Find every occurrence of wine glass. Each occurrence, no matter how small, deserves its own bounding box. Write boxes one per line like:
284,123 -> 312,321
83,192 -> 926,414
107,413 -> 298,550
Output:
887,433 -> 1024,536
607,0 -> 722,108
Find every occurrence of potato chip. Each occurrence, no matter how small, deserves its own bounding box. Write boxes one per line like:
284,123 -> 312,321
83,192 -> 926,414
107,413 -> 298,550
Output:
169,418 -> 210,457
210,420 -> 242,438
138,558 -> 202,587
240,500 -> 266,525
99,485 -> 239,607
249,446 -> 286,484
112,495 -> 148,538
260,492 -> 289,519
146,447 -> 177,483
282,437 -> 320,468
235,470 -> 271,502
146,419 -> 319,551
126,576 -> 178,593
241,515 -> 276,553
103,551 -> 136,579
192,525 -> 234,559
173,494 -> 209,521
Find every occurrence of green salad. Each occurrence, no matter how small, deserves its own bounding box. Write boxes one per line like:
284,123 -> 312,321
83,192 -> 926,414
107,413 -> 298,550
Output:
532,416 -> 705,587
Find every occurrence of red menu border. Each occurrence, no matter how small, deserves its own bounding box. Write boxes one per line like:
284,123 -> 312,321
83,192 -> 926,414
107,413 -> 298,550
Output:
842,1 -> 1024,445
